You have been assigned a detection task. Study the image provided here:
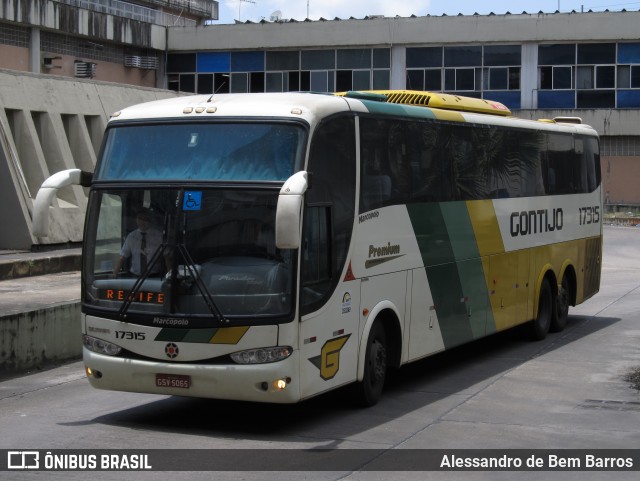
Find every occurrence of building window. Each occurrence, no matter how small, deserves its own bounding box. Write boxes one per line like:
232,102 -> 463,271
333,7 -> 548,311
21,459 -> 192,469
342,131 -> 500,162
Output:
405,45 -> 521,108
538,43 -> 640,109
167,49 -> 389,94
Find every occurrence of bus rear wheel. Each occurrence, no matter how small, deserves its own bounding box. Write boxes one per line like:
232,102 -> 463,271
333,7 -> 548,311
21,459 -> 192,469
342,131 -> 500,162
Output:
355,320 -> 387,407
551,275 -> 570,332
530,278 -> 553,341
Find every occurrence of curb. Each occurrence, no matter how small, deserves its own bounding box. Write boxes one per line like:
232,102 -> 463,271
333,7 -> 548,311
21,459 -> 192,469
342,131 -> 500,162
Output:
0,253 -> 82,281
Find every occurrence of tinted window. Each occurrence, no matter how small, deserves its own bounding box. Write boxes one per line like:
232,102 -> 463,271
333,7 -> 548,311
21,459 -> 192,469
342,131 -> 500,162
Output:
98,123 -> 306,181
444,46 -> 482,67
337,49 -> 371,69
167,53 -> 196,72
302,116 -> 356,314
301,50 -> 335,70
539,44 -> 576,65
484,45 -> 521,66
360,118 -> 598,205
266,51 -> 299,71
406,47 -> 443,68
577,43 -> 615,64
373,48 -> 391,68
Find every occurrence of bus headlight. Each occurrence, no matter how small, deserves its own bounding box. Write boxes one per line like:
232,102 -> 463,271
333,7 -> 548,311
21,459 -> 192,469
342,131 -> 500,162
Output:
230,346 -> 292,364
82,334 -> 122,356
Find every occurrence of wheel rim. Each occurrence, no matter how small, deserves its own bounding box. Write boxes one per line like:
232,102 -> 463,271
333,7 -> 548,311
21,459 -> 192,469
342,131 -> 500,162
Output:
540,285 -> 552,325
557,285 -> 569,319
370,339 -> 387,383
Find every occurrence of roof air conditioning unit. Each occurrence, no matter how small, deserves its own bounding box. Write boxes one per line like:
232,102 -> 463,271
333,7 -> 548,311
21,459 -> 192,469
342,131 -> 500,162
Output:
74,61 -> 97,78
124,55 -> 141,68
125,55 -> 159,70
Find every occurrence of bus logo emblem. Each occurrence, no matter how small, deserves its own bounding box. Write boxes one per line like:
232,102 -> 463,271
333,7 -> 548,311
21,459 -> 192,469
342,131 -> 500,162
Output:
165,343 -> 179,359
308,334 -> 351,381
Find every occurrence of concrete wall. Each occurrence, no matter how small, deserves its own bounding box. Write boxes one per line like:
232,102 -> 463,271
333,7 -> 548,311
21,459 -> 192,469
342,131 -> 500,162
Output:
0,0 -> 167,49
0,303 -> 81,378
0,44 -> 30,71
43,52 -> 159,88
602,156 -> 640,205
168,11 -> 640,50
520,109 -> 640,137
0,69 -> 180,249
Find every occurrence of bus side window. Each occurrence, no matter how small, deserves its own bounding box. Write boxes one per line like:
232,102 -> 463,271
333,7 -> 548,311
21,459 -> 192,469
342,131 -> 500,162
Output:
584,136 -> 600,192
301,206 -> 332,310
548,133 -> 584,194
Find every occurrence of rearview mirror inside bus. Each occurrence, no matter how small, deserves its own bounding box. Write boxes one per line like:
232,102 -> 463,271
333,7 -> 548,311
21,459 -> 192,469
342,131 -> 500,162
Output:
275,171 -> 308,249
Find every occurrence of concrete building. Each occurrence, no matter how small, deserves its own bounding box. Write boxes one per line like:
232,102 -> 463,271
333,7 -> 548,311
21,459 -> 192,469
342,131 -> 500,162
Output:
166,11 -> 640,209
0,0 -> 219,87
0,7 -> 639,250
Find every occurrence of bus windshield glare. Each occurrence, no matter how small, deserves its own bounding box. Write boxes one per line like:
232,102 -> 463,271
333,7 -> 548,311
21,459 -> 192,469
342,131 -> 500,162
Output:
96,122 -> 305,181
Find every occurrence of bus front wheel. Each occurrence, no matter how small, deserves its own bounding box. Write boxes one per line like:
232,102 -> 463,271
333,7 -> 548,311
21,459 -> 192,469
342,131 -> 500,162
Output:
355,320 -> 387,407
530,278 -> 553,341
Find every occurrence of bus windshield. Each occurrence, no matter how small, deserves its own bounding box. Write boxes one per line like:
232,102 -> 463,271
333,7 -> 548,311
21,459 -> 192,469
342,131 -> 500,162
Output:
96,122 -> 305,181
83,188 -> 295,324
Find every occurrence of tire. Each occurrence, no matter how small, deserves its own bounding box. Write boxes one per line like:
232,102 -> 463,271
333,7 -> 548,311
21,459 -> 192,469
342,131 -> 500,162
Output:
530,278 -> 553,341
354,320 -> 388,407
550,275 -> 570,332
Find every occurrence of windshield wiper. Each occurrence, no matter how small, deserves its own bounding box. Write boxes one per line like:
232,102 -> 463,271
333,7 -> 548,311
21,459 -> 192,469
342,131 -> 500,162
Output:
173,244 -> 228,324
117,242 -> 166,320
166,190 -> 228,324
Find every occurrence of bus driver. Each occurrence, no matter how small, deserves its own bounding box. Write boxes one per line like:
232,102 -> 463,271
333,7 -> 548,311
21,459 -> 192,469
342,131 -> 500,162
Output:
112,208 -> 164,277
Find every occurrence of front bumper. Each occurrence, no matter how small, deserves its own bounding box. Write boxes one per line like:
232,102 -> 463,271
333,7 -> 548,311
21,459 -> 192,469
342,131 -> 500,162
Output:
83,347 -> 301,403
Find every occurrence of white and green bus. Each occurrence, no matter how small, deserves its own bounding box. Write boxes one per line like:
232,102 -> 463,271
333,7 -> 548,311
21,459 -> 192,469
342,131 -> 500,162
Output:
33,90 -> 602,406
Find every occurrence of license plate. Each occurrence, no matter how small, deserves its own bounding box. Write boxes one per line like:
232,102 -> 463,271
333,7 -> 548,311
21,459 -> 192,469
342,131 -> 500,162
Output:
155,373 -> 191,389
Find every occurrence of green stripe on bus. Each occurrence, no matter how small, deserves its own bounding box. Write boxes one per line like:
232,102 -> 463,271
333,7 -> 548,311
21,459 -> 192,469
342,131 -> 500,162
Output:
361,100 -> 437,120
184,329 -> 218,343
155,329 -> 189,342
407,203 -> 472,348
441,202 -> 496,338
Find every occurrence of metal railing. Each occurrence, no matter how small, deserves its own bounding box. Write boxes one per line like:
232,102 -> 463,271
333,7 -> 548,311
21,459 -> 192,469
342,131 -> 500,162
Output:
52,0 -> 199,27
142,0 -> 218,19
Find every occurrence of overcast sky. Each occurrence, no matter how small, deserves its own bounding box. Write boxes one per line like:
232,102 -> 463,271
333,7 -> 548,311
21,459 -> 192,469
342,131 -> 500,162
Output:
216,0 -> 638,23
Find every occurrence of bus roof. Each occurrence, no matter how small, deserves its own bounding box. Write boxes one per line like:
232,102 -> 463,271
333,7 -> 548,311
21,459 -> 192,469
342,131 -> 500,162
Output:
109,91 -> 598,137
109,92 -> 352,125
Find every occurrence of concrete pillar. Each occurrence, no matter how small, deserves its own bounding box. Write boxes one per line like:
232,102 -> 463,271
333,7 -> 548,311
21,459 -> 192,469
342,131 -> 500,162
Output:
521,43 -> 538,109
29,28 -> 41,74
391,45 -> 406,90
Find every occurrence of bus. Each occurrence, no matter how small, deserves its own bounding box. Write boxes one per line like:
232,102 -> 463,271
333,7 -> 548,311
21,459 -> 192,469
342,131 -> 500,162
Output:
33,90 -> 602,406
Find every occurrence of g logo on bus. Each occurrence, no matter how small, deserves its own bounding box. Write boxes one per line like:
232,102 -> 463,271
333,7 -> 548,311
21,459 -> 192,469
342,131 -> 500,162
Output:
308,334 -> 351,381
165,343 -> 179,359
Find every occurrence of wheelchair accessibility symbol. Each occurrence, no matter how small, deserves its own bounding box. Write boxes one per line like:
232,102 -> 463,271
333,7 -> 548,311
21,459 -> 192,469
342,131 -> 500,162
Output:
183,191 -> 202,211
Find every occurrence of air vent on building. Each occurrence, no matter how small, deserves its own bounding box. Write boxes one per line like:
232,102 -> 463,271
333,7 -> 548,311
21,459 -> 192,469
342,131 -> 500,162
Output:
42,55 -> 62,69
74,61 -> 97,78
124,56 -> 159,70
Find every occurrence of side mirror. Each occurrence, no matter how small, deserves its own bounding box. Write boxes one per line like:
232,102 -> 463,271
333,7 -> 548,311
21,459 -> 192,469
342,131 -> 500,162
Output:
275,171 -> 308,249
32,169 -> 93,237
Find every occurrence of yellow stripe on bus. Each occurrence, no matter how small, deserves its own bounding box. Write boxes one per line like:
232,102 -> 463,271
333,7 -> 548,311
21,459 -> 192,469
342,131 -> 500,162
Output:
466,200 -> 505,256
431,109 -> 466,122
209,327 -> 250,344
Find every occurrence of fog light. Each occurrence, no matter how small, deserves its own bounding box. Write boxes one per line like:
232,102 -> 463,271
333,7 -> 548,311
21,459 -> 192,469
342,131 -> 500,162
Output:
272,377 -> 291,391
85,366 -> 102,379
